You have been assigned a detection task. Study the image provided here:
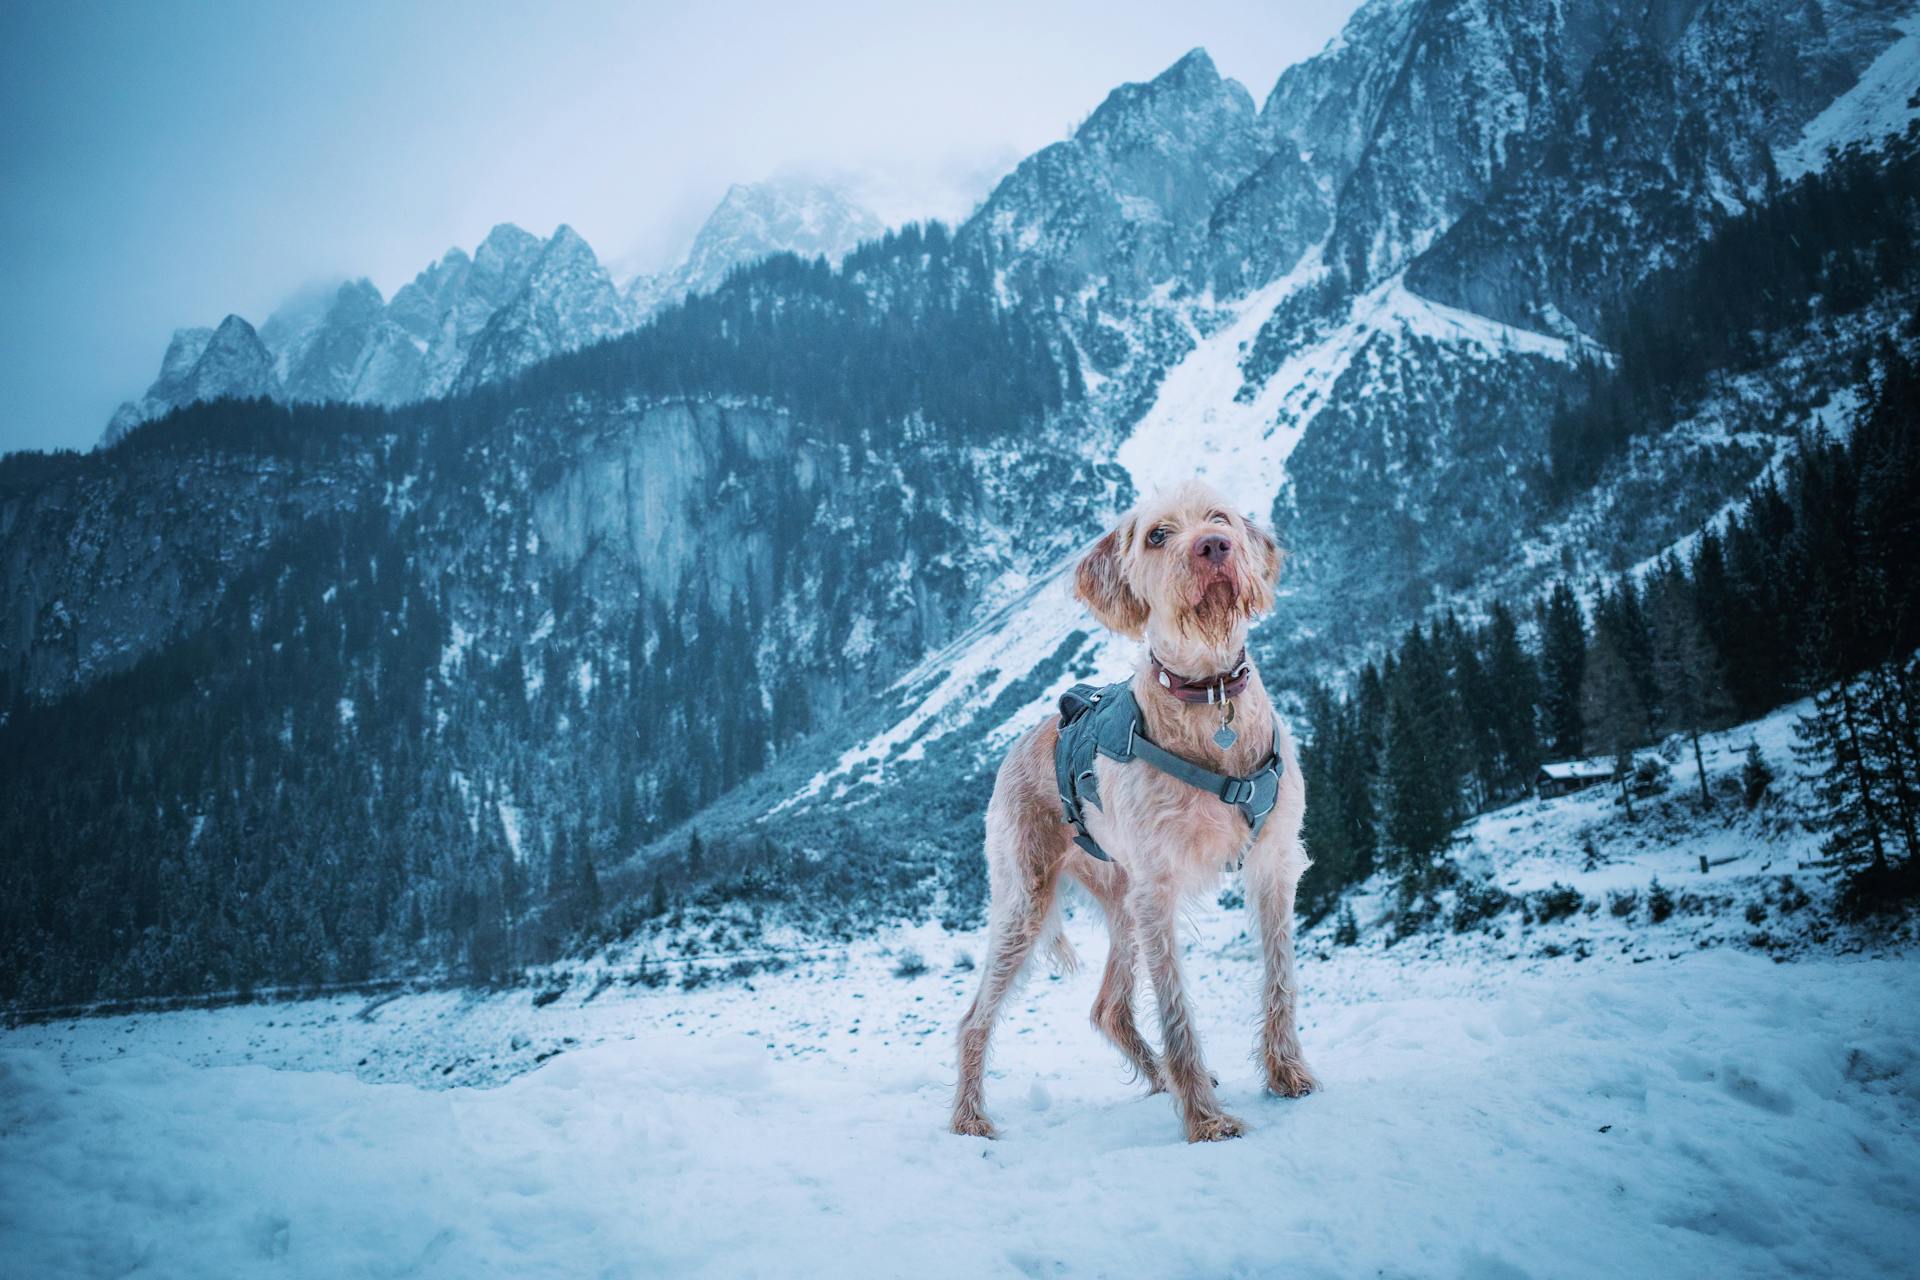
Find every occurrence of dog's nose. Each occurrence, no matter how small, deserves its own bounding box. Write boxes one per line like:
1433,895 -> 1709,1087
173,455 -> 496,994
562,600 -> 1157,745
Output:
1194,534 -> 1232,566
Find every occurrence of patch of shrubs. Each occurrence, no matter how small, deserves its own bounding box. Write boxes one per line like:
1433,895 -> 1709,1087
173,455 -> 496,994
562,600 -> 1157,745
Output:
1630,756 -> 1671,797
1607,888 -> 1639,918
893,949 -> 929,979
1451,879 -> 1514,932
1647,878 -> 1676,923
1528,882 -> 1585,924
1389,893 -> 1442,943
1773,875 -> 1810,914
1332,903 -> 1360,947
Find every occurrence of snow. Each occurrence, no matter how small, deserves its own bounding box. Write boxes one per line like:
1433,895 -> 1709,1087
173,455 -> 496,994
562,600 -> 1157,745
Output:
7,693 -> 1917,1276
6,937 -> 1916,1277
773,559 -> 1132,810
1777,12 -> 1920,181
1119,257 -> 1330,515
1537,757 -> 1614,781
497,798 -> 524,862
1120,263 -> 1583,520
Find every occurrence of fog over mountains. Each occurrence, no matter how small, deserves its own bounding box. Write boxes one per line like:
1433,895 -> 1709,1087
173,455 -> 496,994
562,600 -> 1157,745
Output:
5,0 -> 1919,1005
104,179 -> 902,444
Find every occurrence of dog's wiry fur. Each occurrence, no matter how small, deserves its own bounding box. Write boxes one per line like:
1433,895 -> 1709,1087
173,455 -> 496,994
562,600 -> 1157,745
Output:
950,479 -> 1315,1143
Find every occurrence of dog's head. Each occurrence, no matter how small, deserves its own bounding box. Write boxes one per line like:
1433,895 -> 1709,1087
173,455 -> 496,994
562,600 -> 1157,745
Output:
1073,480 -> 1282,656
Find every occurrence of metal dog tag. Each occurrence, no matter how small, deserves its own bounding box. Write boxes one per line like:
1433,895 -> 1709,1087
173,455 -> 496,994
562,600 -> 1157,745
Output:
1213,702 -> 1237,749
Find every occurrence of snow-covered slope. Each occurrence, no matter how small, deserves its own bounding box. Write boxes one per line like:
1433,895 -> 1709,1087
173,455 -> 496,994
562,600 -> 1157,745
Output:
782,259 -> 1588,809
1777,10 -> 1920,179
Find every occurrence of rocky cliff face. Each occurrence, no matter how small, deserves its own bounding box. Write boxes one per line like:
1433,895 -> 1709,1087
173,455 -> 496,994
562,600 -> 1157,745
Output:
969,49 -> 1273,299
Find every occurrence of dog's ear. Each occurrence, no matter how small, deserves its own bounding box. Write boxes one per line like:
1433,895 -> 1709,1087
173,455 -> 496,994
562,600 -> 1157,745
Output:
1242,517 -> 1284,616
1075,517 -> 1148,638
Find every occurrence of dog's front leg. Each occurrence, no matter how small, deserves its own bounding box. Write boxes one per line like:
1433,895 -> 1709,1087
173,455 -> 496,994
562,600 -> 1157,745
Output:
1133,882 -> 1244,1142
1248,857 -> 1318,1098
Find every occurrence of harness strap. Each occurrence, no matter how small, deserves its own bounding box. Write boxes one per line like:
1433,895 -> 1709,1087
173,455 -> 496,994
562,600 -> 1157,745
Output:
1055,681 -> 1282,864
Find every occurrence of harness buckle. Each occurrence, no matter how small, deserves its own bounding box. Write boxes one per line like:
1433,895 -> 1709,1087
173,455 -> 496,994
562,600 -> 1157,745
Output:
1219,777 -> 1256,806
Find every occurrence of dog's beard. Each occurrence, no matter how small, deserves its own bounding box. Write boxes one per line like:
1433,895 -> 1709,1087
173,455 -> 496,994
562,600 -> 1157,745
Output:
1179,576 -> 1244,648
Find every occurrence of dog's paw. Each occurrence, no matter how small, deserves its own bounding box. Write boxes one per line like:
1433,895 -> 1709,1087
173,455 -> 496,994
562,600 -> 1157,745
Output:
1265,1059 -> 1319,1099
1186,1111 -> 1247,1143
950,1110 -> 998,1140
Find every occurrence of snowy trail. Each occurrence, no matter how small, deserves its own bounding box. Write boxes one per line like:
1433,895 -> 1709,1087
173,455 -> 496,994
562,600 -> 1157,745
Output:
5,945 -> 1917,1278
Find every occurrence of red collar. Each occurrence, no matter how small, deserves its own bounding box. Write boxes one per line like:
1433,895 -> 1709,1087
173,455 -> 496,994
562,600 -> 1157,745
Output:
1148,649 -> 1252,704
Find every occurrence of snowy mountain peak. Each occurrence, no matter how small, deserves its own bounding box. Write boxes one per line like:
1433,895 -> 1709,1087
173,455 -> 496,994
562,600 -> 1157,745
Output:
102,317 -> 275,444
543,223 -> 592,256
157,326 -> 215,383
455,224 -> 629,390
626,179 -> 886,320
1078,45 -> 1259,148
477,222 -> 540,265
1157,46 -> 1226,89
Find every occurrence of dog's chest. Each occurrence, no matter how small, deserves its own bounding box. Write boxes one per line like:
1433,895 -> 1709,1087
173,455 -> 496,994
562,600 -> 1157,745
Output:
1086,755 -> 1256,875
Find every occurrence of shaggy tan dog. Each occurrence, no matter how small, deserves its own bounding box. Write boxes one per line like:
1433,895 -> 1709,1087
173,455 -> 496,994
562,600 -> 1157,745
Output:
950,479 -> 1315,1143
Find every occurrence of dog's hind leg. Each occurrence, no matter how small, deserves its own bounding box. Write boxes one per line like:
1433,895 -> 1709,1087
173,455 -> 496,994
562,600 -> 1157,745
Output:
1072,864 -> 1165,1092
951,772 -> 1061,1139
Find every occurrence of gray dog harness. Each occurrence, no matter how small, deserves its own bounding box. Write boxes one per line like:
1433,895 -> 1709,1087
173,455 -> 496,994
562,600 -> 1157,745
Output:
1054,681 -> 1283,863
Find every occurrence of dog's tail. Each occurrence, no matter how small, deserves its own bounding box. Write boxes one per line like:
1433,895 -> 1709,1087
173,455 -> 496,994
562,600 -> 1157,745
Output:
1043,911 -> 1079,976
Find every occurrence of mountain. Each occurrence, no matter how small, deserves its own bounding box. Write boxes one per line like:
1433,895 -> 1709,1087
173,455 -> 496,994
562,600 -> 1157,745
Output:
101,224 -> 607,440
103,315 -> 278,444
104,182 -> 903,443
11,0 -> 1920,1007
624,180 -> 888,319
457,226 -> 633,391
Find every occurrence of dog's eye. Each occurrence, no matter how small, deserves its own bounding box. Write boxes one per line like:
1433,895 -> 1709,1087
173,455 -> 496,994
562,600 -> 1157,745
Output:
1209,511 -> 1230,526
1146,526 -> 1170,548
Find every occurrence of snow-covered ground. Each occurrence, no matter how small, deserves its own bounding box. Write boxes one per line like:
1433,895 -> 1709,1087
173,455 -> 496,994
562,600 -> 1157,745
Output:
7,700 -> 1918,1278
5,928 -> 1916,1278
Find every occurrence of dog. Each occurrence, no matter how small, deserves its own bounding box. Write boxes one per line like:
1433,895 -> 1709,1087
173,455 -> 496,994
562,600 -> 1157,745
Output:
950,479 -> 1315,1143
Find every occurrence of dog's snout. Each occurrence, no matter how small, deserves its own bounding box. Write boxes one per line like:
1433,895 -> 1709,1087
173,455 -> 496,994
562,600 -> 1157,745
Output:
1194,534 -> 1232,566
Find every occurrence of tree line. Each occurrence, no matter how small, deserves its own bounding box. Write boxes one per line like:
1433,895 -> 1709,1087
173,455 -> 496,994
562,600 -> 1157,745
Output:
1549,128 -> 1920,495
1297,342 -> 1920,920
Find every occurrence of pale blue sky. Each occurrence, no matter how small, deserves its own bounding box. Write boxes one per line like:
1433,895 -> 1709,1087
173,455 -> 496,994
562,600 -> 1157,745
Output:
0,0 -> 1361,454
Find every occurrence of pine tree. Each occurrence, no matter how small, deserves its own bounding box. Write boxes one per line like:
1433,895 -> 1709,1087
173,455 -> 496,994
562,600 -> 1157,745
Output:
1741,742 -> 1773,808
1383,626 -> 1460,880
1584,591 -> 1648,820
1859,655 -> 1920,865
1649,566 -> 1733,805
1796,669 -> 1892,886
1483,600 -> 1544,797
1540,583 -> 1588,757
